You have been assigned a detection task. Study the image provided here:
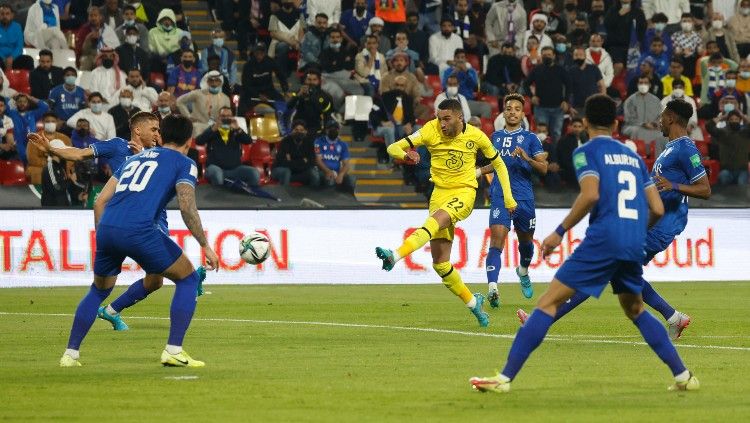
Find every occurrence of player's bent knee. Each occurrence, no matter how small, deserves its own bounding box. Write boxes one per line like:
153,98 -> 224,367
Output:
433,262 -> 457,289
618,294 -> 645,320
143,274 -> 164,292
489,225 -> 510,248
93,275 -> 118,290
161,254 -> 196,282
431,209 -> 453,229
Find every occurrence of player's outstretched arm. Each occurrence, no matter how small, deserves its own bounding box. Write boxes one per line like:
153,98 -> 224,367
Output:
176,183 -> 219,270
654,174 -> 711,200
93,177 -> 117,229
386,138 -> 420,163
644,184 -> 665,229
28,132 -> 94,162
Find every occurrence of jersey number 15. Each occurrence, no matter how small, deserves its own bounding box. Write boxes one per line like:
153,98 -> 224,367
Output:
116,160 -> 159,193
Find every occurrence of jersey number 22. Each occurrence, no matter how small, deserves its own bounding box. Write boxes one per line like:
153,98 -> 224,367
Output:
116,160 -> 159,193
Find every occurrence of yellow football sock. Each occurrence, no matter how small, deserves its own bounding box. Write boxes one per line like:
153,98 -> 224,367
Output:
396,216 -> 440,259
433,261 -> 473,304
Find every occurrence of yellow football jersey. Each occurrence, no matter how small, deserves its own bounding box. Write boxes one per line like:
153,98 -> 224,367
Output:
405,119 -> 496,189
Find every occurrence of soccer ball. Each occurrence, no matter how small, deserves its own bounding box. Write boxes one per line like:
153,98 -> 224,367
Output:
239,232 -> 271,264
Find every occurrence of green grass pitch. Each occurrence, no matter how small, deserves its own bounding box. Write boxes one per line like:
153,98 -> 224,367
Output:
1,283 -> 749,422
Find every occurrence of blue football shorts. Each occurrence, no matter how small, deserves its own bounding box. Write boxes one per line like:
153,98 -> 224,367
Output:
643,229 -> 675,264
489,197 -> 536,233
554,241 -> 644,298
94,224 -> 183,276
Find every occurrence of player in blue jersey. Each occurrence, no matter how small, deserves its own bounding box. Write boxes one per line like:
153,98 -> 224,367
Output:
516,99 -> 711,340
29,112 -> 208,331
477,94 -> 548,307
470,95 -> 699,393
59,114 -> 219,368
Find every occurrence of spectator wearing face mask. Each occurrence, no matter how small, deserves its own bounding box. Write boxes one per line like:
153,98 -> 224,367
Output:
167,49 -> 201,98
661,58 -> 694,97
524,46 -> 570,142
66,92 -> 116,140
108,88 -> 142,139
314,119 -> 355,194
196,106 -> 260,188
340,0 -> 372,48
199,29 -> 237,87
643,0 -> 690,32
708,70 -> 748,115
441,48 -> 489,118
271,119 -> 320,187
661,79 -> 703,141
585,33 -> 614,88
155,91 -> 176,119
26,111 -> 72,184
115,5 -> 149,50
736,59 -> 750,93
118,68 -> 158,112
622,75 -> 666,153
567,46 -> 605,117
70,118 -> 100,150
25,0 -> 68,50
241,43 -> 289,115
705,12 -> 740,64
320,28 -> 361,112
268,1 -> 305,80
116,25 -> 151,81
177,70 -> 231,136
707,110 -> 750,185
699,52 -> 735,106
76,6 -> 120,71
728,0 -> 750,58
433,75 -> 471,121
85,47 -> 126,109
671,13 -> 704,78
641,13 -> 673,57
148,9 -> 184,58
49,67 -> 87,124
485,0 -> 527,57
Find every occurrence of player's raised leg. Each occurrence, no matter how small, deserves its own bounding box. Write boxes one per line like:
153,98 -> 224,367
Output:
516,229 -> 535,299
485,223 -> 508,308
517,291 -> 590,324
470,279 -> 574,392
375,212 -> 445,271
641,280 -> 690,340
432,238 -> 489,327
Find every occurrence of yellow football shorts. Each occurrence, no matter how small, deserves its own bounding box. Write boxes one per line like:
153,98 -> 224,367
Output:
429,186 -> 476,241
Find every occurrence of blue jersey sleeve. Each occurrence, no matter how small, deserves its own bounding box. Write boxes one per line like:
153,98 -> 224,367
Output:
176,158 -> 198,187
90,139 -> 119,159
526,133 -> 544,157
572,145 -> 599,181
679,143 -> 707,184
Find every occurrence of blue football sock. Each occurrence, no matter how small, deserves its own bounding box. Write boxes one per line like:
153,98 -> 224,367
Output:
518,241 -> 534,269
553,291 -> 589,322
641,280 -> 676,321
633,311 -> 687,376
66,284 -> 113,350
486,247 -> 502,284
110,279 -> 149,313
501,309 -> 554,380
167,271 -> 199,347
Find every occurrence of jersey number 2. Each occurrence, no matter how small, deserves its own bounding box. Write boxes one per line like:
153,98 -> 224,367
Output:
617,170 -> 638,220
116,160 -> 159,193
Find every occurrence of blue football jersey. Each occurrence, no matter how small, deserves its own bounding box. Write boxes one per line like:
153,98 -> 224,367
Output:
489,127 -> 544,201
314,136 -> 350,172
90,137 -> 132,175
650,136 -> 706,237
99,147 -> 198,230
572,136 -> 654,261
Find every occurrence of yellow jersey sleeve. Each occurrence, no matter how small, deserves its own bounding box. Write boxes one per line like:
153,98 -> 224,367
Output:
477,133 -> 517,209
386,126 -> 427,160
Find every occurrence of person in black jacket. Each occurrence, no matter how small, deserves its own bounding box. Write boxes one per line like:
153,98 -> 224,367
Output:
555,117 -> 588,187
29,50 -> 64,101
483,43 -> 523,97
370,77 -> 415,164
240,42 -> 289,115
523,46 -> 569,142
287,69 -> 334,136
270,119 -> 320,186
115,25 -> 151,81
604,0 -> 646,75
108,88 -> 142,140
195,106 -> 260,188
41,139 -> 87,207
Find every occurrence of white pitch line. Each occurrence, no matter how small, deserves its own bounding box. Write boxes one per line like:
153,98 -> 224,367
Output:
1,311 -> 749,352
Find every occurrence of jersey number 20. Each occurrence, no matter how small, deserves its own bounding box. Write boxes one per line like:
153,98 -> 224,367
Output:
617,170 -> 638,220
115,160 -> 159,193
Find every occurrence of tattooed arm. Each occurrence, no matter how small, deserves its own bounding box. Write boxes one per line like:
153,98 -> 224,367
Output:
176,183 -> 219,270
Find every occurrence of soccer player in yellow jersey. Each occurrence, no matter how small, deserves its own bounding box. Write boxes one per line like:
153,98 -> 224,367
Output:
375,99 -> 517,327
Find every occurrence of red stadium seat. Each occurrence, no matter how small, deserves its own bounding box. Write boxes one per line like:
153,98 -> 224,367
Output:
702,159 -> 720,185
480,117 -> 494,135
523,96 -> 532,116
632,139 -> 647,158
6,69 -> 30,94
248,140 -> 273,167
466,53 -> 481,74
0,160 -> 27,185
241,143 -> 252,164
426,75 -> 443,97
695,140 -> 710,157
644,158 -> 655,172
150,72 -> 165,90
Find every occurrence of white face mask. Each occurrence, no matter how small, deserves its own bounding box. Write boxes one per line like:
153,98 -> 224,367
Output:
712,20 -> 723,29
44,122 -> 56,132
120,98 -> 132,108
446,86 -> 458,96
638,84 -> 650,94
681,21 -> 693,32
126,35 -> 139,45
672,88 -> 685,98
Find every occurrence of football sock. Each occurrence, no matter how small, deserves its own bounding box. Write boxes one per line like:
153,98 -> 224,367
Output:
110,278 -> 149,313
518,241 -> 534,272
488,282 -> 498,292
64,348 -> 79,360
433,261 -> 474,304
553,291 -> 589,322
66,284 -> 114,350
486,247 -> 502,285
165,344 -> 182,354
666,312 -> 681,325
396,216 -> 440,260
501,309 -> 554,380
641,281 -> 676,321
633,311 -> 687,376
167,271 -> 199,347
675,370 -> 690,382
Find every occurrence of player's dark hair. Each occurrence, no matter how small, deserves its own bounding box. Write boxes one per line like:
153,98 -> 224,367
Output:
129,111 -> 159,129
437,98 -> 463,115
665,99 -> 693,127
584,94 -> 617,128
160,114 -> 193,146
504,93 -> 525,108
